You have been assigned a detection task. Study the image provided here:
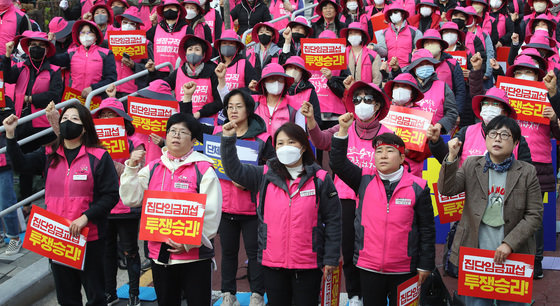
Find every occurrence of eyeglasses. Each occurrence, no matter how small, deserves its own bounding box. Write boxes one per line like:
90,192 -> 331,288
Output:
227,105 -> 245,111
352,95 -> 377,105
487,130 -> 512,140
168,129 -> 191,138
481,101 -> 502,107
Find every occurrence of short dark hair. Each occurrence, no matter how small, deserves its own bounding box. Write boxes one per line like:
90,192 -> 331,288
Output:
372,132 -> 405,150
166,113 -> 202,142
484,115 -> 521,143
184,37 -> 208,54
222,88 -> 256,122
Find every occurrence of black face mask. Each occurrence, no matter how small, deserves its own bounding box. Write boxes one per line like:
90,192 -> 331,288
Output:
112,6 -> 125,16
60,120 -> 84,140
452,18 -> 465,30
258,34 -> 272,45
292,32 -> 306,43
29,46 -> 46,60
163,9 -> 178,20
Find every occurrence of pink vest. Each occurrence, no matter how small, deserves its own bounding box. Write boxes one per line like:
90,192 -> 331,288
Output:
246,47 -> 280,68
146,158 -> 214,261
465,29 -> 486,56
347,47 -> 377,83
518,120 -> 551,163
384,25 -> 416,68
116,55 -> 142,93
436,58 -> 455,89
253,94 -> 293,136
494,14 -> 506,37
174,68 -> 216,120
416,79 -> 446,124
138,1 -> 156,31
111,134 -> 146,215
204,9 -> 218,41
287,87 -> 311,110
225,59 -> 247,90
134,133 -> 163,164
14,62 -> 59,128
0,6 -> 24,55
481,13 -> 493,34
69,45 -> 110,92
460,122 -> 520,165
153,25 -> 183,72
309,71 -> 346,115
270,0 -> 297,31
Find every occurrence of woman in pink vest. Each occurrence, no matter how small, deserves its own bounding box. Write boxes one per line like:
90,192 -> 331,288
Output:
469,0 -> 493,35
407,0 -> 441,33
269,0 -> 297,31
5,104 -> 119,305
341,22 -> 382,86
183,0 -> 213,43
312,0 -> 347,38
120,113 -> 222,305
247,22 -> 281,79
487,0 -> 512,48
283,56 -> 322,124
301,81 -> 391,304
88,2 -> 114,43
279,16 -> 313,64
440,22 -> 466,53
0,0 -> 30,55
221,121 -> 341,306
216,30 -> 258,92
202,0 -> 230,42
330,130 -> 435,306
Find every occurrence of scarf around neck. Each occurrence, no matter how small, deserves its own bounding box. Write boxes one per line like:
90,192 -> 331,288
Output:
483,153 -> 514,173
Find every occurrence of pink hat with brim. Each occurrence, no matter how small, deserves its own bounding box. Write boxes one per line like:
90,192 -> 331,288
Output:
215,29 -> 245,51
519,48 -> 548,70
340,22 -> 371,44
344,81 -> 390,121
157,0 -> 186,20
384,2 -> 410,23
522,32 -> 557,51
466,0 -> 488,7
19,31 -> 56,58
256,63 -> 295,94
72,20 -> 103,46
252,22 -> 279,44
415,0 -> 439,10
408,48 -> 441,71
282,56 -> 312,80
116,6 -> 144,26
182,0 -> 204,14
505,54 -> 546,80
527,14 -> 557,36
137,80 -> 176,101
439,22 -> 466,42
90,3 -> 114,25
49,17 -> 75,40
472,87 -> 516,120
463,6 -> 482,24
178,34 -> 213,64
445,7 -> 473,26
383,73 -> 424,104
528,0 -> 552,9
315,0 -> 342,17
108,0 -> 130,8
93,98 -> 133,121
287,16 -> 313,36
416,29 -> 449,50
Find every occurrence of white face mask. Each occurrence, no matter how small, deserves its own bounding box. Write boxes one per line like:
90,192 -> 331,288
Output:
534,1 -> 547,12
354,102 -> 376,121
442,32 -> 458,46
121,23 -> 136,31
265,81 -> 285,95
276,145 -> 302,166
553,0 -> 560,5
348,34 -> 362,46
392,87 -> 412,105
374,0 -> 384,5
390,12 -> 402,24
286,69 -> 302,83
489,0 -> 502,8
480,105 -> 502,124
420,6 -> 432,17
516,74 -> 536,81
79,35 -> 95,47
346,1 -> 359,10
186,9 -> 197,19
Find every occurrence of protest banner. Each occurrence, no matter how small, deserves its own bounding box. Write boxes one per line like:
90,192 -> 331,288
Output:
94,117 -> 129,159
301,38 -> 346,70
128,96 -> 178,137
62,87 -> 102,110
370,13 -> 388,44
0,72 -> 5,108
397,274 -> 420,306
495,47 -> 510,72
203,134 -> 259,181
432,183 -> 464,224
23,206 -> 89,270
107,30 -> 148,60
447,51 -> 468,69
320,261 -> 342,306
459,247 -> 534,303
380,105 -> 433,152
496,76 -> 550,125
139,190 -> 207,245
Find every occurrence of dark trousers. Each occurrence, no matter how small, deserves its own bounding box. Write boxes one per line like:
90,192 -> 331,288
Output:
534,192 -> 546,263
104,218 -> 141,297
263,266 -> 322,306
50,239 -> 106,306
341,199 -> 361,298
360,269 -> 416,306
219,213 -> 264,295
152,258 -> 212,306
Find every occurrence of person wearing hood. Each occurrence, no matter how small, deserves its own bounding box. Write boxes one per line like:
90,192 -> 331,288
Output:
231,0 -> 271,35
216,29 -> 258,93
311,0 -> 347,38
0,0 -> 30,59
341,22 -> 382,86
246,22 -> 281,79
283,56 -> 322,125
279,16 -> 313,64
50,20 -> 117,100
120,113 -> 222,305
408,0 -> 441,34
301,81 -> 393,305
183,0 -> 213,43
220,121 -> 341,306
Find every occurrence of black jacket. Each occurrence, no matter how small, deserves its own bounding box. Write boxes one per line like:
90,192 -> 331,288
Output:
231,0 -> 271,35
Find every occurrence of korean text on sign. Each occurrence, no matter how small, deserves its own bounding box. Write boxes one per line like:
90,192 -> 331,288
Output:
458,247 -> 534,304
128,96 -> 178,137
397,274 -> 420,306
370,13 -> 388,44
203,134 -> 259,181
94,117 -> 130,160
320,261 -> 342,306
432,183 -> 464,224
139,190 -> 207,245
62,87 -> 101,110
380,105 -> 434,152
301,38 -> 347,71
496,76 -> 550,125
22,206 -> 89,270
447,51 -> 467,70
107,30 -> 148,60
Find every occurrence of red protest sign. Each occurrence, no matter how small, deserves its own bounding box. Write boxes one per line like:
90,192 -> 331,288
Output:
432,183 -> 464,224
495,47 -> 510,72
447,51 -> 468,69
128,96 -> 178,137
23,206 -> 89,270
139,190 -> 207,245
107,30 -> 148,61
370,13 -> 388,44
496,76 -> 550,125
62,87 -> 101,110
320,261 -> 342,306
301,38 -> 347,71
94,117 -> 130,160
458,247 -> 534,304
380,105 -> 433,152
0,71 -> 5,108
397,274 -> 420,306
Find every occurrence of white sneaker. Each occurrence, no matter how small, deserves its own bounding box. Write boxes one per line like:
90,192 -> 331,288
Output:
4,239 -> 21,256
249,292 -> 264,306
348,295 -> 363,306
221,292 -> 240,306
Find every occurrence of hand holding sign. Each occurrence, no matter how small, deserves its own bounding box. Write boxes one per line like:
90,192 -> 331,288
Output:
494,243 -> 513,264
544,70 -> 557,97
320,68 -> 333,80
470,52 -> 483,71
447,137 -> 462,162
543,106 -> 555,119
166,238 -> 186,254
69,215 -> 88,237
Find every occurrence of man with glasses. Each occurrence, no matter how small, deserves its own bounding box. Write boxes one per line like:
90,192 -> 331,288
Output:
437,115 -> 543,305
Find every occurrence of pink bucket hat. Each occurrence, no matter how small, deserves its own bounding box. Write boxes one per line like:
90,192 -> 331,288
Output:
282,56 -> 312,80
472,87 -> 516,120
466,0 -> 488,7
19,31 -> 56,58
90,3 -> 114,25
137,80 -> 176,101
527,14 -> 556,37
445,6 -> 473,26
340,22 -> 370,44
416,29 -> 449,50
215,29 -> 245,50
318,29 -> 337,38
439,22 -> 466,42
416,0 -> 439,11
505,54 -> 546,80
72,20 -> 103,46
287,16 -> 313,36
49,17 -> 75,40
522,32 -> 557,51
344,81 -> 390,121
252,22 -> 279,44
463,6 -> 482,24
519,48 -> 548,71
257,63 -> 295,94
383,73 -> 424,104
315,0 -> 342,17
384,2 -> 410,23
157,0 -> 187,20
93,98 -> 132,121
116,6 -> 144,26
108,0 -> 130,8
182,0 -> 204,13
178,34 -> 213,64
408,48 -> 440,70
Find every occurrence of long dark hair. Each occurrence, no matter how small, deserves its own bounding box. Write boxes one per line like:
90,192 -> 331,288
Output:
48,103 -> 101,167
270,123 -> 316,181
